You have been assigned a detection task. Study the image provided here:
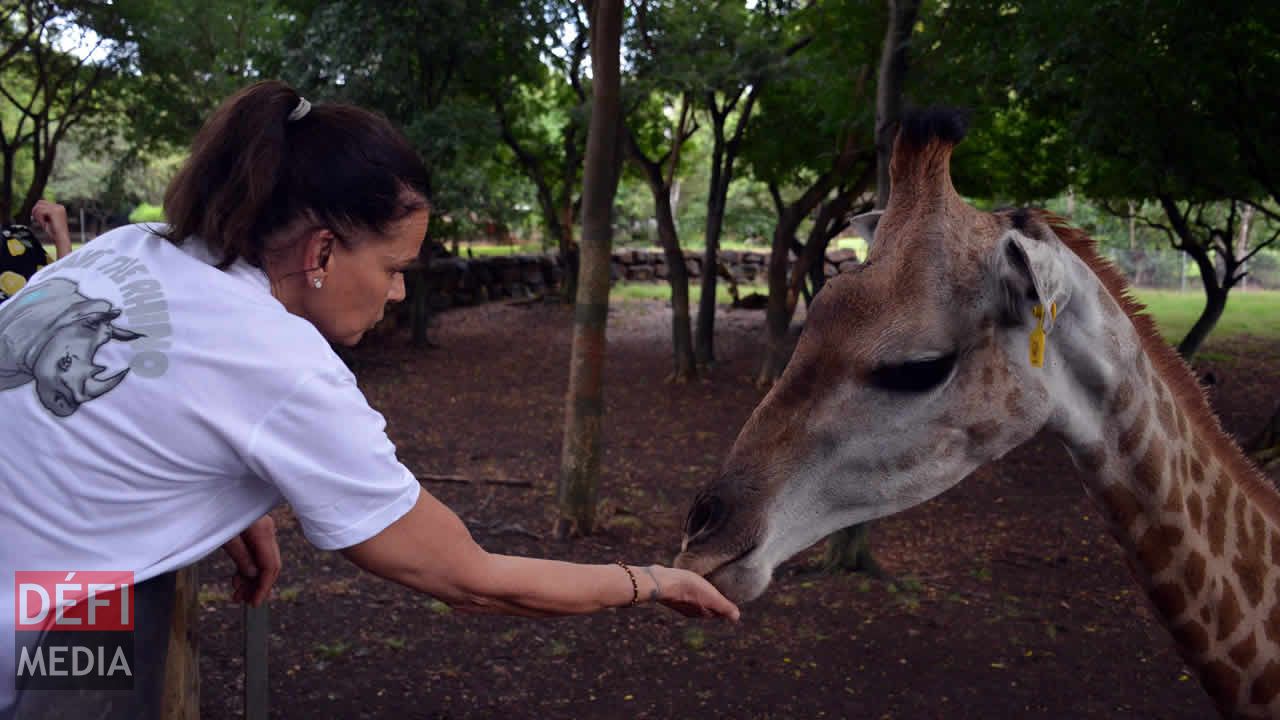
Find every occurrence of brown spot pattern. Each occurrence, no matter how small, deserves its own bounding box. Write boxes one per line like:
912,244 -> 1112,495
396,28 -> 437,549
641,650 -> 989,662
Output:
1109,380 -> 1135,417
1264,596 -> 1280,645
966,420 -> 1000,446
1192,457 -> 1208,485
1158,394 -> 1177,431
1173,620 -> 1210,656
1186,550 -> 1207,596
1229,633 -> 1258,669
1101,484 -> 1143,530
1135,441 -> 1167,495
1250,661 -> 1280,706
1188,492 -> 1205,533
1163,482 -> 1184,514
1005,387 -> 1024,418
1218,584 -> 1243,641
1137,524 -> 1183,575
1233,554 -> 1266,607
1118,404 -> 1149,456
1151,582 -> 1188,619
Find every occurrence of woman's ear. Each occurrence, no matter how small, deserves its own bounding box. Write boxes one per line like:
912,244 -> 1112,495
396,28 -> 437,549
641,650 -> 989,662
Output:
298,228 -> 336,274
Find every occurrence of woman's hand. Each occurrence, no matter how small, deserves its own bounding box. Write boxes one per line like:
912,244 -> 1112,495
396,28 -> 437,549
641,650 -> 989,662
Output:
221,514 -> 282,607
30,200 -> 72,259
643,565 -> 740,621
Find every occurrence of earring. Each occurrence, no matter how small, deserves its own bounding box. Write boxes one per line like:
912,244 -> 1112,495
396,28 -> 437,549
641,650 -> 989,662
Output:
312,277 -> 324,289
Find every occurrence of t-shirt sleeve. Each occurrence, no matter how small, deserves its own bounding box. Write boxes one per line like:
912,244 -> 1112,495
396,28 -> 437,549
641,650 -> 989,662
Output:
244,367 -> 420,550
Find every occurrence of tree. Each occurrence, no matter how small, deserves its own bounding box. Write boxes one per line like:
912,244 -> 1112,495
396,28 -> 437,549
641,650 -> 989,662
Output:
0,0 -> 134,221
285,0 -> 548,346
556,0 -> 623,538
926,0 -> 1280,359
629,1 -> 803,366
486,0 -> 589,301
743,0 -> 881,386
623,92 -> 699,381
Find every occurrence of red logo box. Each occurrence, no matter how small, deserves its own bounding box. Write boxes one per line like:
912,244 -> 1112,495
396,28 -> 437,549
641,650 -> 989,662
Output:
14,571 -> 135,633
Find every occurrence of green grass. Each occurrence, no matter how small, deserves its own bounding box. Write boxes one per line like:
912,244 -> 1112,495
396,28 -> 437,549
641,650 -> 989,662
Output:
613,281 -> 768,306
459,242 -> 546,256
619,236 -> 868,257
613,284 -> 1278,344
1132,289 -> 1280,342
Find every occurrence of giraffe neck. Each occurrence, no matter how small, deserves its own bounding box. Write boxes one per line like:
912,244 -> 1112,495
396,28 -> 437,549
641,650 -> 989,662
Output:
1075,342 -> 1280,718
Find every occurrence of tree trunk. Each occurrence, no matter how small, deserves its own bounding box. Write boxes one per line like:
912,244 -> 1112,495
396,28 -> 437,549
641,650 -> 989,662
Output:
1177,285 -> 1229,360
556,0 -> 623,538
696,130 -> 727,366
757,211 -> 802,386
411,242 -> 435,349
627,130 -> 697,382
821,523 -> 891,577
696,88 -> 758,367
656,188 -> 696,382
874,0 -> 920,208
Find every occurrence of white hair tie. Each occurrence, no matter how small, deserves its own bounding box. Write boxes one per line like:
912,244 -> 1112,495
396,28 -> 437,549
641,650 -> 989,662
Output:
287,97 -> 311,122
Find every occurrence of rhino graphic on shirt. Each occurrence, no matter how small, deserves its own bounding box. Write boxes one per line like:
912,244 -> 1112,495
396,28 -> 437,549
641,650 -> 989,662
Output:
0,277 -> 143,417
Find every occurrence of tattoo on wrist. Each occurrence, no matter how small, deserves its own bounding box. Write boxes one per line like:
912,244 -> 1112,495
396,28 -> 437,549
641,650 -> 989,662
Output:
642,566 -> 661,602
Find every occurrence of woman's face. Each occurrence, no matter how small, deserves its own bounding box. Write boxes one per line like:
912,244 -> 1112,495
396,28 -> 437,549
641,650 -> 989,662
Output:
303,209 -> 429,346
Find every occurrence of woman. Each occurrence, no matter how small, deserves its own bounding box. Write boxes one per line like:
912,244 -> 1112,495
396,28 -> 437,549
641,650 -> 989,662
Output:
0,200 -> 74,303
0,81 -> 736,719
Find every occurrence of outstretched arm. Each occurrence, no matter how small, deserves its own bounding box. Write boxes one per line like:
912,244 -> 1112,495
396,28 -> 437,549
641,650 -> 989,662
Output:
341,490 -> 740,620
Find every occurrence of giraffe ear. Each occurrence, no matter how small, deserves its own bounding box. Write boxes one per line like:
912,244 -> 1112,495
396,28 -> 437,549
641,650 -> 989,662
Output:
848,211 -> 884,245
996,230 -> 1070,333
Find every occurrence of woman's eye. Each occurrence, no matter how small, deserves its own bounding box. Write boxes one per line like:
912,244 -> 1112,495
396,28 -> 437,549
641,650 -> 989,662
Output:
869,353 -> 958,393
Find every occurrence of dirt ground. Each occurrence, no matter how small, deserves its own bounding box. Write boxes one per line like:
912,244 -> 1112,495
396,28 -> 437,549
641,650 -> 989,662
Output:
195,298 -> 1280,719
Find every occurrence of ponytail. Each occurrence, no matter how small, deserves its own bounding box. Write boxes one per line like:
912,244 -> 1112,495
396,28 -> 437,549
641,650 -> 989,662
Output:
162,80 -> 430,269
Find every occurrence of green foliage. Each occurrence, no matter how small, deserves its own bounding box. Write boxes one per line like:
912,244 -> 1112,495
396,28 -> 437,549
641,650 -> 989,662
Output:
741,0 -> 883,190
918,0 -> 1280,208
128,202 -> 165,223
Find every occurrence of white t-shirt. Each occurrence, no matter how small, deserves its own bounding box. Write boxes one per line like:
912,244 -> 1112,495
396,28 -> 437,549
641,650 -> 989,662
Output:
0,224 -> 420,708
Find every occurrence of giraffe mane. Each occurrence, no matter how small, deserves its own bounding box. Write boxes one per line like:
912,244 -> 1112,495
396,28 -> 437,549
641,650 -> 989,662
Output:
1039,210 -> 1280,520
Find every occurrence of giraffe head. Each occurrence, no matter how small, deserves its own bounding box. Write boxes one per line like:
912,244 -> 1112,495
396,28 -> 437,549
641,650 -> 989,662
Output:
676,109 -> 1118,603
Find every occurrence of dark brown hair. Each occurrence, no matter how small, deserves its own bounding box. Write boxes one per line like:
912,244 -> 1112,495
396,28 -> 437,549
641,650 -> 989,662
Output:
162,80 -> 430,269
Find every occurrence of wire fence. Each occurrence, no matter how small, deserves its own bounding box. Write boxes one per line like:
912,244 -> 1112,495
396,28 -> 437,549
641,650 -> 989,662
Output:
1103,248 -> 1280,291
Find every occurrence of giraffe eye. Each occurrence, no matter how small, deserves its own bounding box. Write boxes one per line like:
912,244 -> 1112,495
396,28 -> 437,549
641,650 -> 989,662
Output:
870,353 -> 957,393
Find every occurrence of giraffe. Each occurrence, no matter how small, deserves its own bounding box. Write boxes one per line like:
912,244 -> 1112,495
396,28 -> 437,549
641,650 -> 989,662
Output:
674,108 -> 1280,719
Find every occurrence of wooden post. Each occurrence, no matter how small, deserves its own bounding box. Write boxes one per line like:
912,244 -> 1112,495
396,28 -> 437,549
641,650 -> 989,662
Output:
162,565 -> 200,720
244,605 -> 269,720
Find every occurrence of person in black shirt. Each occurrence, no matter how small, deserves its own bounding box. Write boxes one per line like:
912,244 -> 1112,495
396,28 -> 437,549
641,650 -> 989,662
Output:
1,200 -> 73,303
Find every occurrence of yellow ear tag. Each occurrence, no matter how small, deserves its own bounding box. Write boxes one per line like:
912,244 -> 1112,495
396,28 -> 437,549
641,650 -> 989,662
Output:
1028,302 -> 1056,368
1029,305 -> 1047,368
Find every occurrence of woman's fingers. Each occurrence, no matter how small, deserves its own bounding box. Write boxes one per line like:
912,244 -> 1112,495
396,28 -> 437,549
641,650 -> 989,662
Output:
654,566 -> 740,621
220,515 -> 282,606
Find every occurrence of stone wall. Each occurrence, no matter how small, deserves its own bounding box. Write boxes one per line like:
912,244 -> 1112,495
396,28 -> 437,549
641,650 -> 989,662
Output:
417,248 -> 862,309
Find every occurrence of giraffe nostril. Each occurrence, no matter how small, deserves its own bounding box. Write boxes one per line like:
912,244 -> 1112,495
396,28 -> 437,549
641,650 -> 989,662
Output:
684,494 -> 727,545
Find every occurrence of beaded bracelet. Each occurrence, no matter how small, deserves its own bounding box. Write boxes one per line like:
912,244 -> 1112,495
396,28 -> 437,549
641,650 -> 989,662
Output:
615,560 -> 639,606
